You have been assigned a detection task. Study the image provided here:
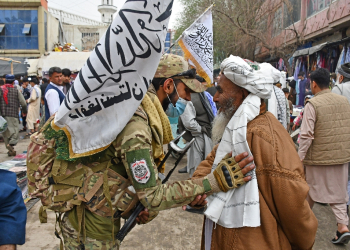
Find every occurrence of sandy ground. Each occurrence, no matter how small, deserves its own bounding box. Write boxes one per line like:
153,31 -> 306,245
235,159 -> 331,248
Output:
0,133 -> 349,250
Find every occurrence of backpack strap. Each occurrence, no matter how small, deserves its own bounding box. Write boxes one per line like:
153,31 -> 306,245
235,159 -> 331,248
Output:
102,160 -> 116,246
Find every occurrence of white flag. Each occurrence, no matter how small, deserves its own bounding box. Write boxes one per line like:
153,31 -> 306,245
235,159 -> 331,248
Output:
52,0 -> 174,158
178,6 -> 213,84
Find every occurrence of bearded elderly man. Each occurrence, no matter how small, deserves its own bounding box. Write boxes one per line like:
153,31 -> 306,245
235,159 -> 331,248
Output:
191,56 -> 318,250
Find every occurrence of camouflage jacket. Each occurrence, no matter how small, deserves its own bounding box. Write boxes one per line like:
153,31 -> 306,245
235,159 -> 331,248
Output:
112,106 -> 214,211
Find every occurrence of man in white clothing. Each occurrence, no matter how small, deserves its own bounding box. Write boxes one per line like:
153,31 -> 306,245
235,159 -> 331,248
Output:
44,67 -> 65,122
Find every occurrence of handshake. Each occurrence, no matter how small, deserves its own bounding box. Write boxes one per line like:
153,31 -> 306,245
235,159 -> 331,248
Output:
212,152 -> 255,192
184,152 -> 255,210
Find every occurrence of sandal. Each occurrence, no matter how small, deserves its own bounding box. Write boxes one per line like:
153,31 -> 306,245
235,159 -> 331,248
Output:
332,231 -> 350,244
7,151 -> 16,157
26,132 -> 33,136
6,144 -> 16,156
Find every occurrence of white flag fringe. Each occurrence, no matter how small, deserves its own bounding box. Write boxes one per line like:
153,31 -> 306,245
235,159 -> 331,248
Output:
52,0 -> 173,158
178,5 -> 213,84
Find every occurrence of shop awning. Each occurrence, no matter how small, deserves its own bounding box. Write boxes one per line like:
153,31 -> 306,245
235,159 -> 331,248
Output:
27,59 -> 39,76
308,42 -> 328,55
292,48 -> 310,57
37,52 -> 92,73
0,57 -> 27,76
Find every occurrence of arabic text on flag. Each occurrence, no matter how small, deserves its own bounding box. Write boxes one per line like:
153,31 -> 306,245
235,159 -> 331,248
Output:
178,7 -> 213,84
53,0 -> 174,158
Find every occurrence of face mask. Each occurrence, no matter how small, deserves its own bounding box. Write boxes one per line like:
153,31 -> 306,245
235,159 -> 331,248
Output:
165,84 -> 188,117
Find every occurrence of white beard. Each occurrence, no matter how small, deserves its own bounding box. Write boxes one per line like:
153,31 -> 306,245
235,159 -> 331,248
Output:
335,75 -> 341,85
211,110 -> 232,145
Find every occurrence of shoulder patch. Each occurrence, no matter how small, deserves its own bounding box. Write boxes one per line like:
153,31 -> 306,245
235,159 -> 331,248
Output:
126,148 -> 156,189
131,159 -> 150,184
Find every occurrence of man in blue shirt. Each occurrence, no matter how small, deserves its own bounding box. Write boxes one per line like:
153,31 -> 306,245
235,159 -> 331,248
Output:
44,67 -> 65,122
0,169 -> 27,248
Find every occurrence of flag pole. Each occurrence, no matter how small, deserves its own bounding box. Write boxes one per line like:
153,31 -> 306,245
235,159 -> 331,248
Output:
163,3 -> 215,55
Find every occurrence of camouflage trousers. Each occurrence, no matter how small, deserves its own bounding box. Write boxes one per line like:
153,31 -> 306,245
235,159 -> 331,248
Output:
61,214 -> 119,250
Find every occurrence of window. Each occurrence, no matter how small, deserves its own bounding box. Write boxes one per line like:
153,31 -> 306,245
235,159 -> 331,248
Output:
0,9 -> 38,50
22,24 -> 31,34
272,8 -> 282,37
284,0 -> 301,28
82,33 -> 99,51
307,0 -> 335,18
0,24 -> 4,33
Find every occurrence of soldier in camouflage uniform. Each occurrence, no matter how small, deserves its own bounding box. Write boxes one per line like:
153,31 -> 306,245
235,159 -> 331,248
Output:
60,54 -> 255,249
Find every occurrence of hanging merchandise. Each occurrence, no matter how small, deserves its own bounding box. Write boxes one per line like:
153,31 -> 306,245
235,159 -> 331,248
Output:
293,58 -> 300,80
346,45 -> 350,63
341,46 -> 347,65
278,58 -> 284,71
289,57 -> 294,75
336,48 -> 345,73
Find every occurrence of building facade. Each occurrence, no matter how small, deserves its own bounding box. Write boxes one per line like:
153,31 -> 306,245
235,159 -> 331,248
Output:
255,0 -> 350,62
164,29 -> 184,56
63,25 -> 108,52
0,0 -> 59,58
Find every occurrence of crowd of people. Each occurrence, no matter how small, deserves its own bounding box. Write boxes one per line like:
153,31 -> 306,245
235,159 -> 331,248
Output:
1,56 -> 350,250
0,67 -> 73,156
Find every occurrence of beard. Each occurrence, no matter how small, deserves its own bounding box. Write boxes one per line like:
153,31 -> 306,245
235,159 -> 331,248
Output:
335,75 -> 341,85
212,100 -> 237,144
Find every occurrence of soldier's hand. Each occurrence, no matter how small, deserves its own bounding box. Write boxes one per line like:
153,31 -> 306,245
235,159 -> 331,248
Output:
182,194 -> 208,211
136,208 -> 149,224
211,152 -> 255,192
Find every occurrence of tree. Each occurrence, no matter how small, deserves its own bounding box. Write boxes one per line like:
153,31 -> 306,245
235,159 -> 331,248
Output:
175,0 -> 307,74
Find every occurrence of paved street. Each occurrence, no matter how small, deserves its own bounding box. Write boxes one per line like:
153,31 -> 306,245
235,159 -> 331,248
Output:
0,135 -> 349,249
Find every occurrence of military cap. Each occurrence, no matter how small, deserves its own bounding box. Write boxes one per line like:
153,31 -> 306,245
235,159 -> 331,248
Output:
154,54 -> 207,93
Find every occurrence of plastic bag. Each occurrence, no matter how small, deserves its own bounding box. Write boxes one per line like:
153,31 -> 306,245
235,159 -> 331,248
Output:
0,116 -> 8,133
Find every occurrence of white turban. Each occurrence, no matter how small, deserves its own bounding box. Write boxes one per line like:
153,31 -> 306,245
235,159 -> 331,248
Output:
204,56 -> 282,247
221,55 -> 281,99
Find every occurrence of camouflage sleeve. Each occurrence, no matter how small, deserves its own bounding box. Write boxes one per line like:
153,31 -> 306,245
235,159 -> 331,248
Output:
116,115 -> 214,211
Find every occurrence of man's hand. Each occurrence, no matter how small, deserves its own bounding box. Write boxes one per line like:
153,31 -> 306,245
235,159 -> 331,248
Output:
182,194 -> 207,211
292,124 -> 296,131
136,208 -> 149,224
212,152 -> 255,192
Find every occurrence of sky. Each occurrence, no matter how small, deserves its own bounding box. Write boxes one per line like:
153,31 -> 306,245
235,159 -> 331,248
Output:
48,0 -> 183,29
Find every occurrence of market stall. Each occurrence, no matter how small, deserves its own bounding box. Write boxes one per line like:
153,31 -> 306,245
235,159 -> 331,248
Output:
37,51 -> 92,78
26,59 -> 39,76
291,37 -> 350,80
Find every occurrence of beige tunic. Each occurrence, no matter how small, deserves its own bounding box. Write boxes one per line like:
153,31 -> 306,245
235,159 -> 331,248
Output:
299,103 -> 349,203
26,86 -> 41,129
